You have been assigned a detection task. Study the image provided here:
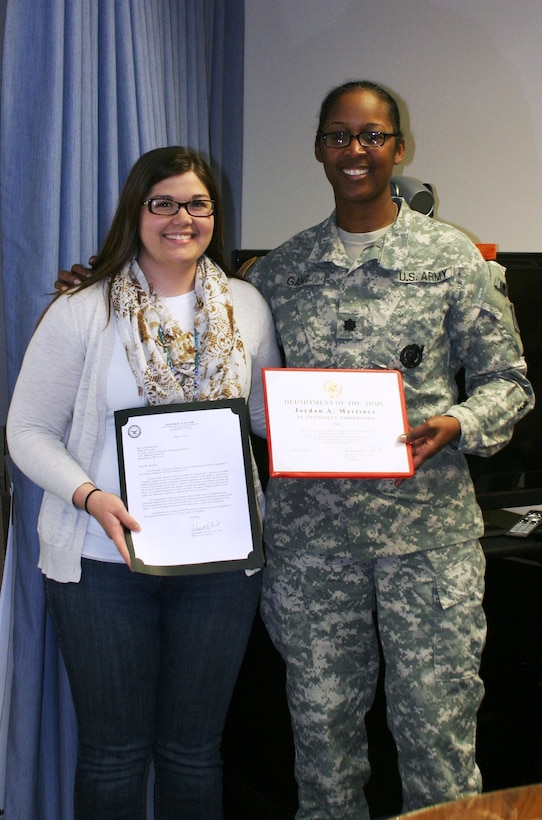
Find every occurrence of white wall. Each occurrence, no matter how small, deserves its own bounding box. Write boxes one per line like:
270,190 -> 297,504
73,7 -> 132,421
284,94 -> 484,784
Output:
242,0 -> 542,252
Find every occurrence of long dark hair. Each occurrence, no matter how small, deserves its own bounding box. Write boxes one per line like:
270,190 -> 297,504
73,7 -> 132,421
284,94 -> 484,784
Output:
75,146 -> 229,293
316,80 -> 403,148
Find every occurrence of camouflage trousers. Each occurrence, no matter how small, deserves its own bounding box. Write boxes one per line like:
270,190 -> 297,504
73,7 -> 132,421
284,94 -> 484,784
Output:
260,541 -> 486,819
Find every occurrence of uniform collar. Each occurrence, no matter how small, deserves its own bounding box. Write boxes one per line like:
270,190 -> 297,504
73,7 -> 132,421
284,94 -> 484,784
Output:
309,198 -> 414,271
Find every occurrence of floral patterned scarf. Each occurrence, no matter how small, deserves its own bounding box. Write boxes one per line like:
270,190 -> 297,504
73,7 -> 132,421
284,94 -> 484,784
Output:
111,256 -> 246,405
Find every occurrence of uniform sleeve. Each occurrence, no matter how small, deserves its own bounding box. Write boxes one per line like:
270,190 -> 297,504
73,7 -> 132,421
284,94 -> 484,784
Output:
445,258 -> 534,456
6,295 -> 94,503
246,290 -> 282,438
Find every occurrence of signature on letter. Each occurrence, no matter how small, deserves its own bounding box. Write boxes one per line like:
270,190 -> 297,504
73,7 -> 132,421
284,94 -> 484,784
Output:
191,519 -> 221,536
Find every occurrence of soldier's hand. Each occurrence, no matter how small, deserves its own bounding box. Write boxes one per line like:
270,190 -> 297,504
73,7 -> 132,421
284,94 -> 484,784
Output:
55,256 -> 96,292
396,415 -> 461,479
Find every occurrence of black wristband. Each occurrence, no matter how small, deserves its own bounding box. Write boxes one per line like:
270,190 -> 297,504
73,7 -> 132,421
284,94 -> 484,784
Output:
84,487 -> 102,514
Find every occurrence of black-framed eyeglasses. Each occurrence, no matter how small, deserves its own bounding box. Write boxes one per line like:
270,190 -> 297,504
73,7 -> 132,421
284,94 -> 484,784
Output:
142,197 -> 215,217
319,131 -> 401,149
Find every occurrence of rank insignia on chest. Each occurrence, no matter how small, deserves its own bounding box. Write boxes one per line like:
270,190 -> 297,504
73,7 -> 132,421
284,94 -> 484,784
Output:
343,318 -> 357,332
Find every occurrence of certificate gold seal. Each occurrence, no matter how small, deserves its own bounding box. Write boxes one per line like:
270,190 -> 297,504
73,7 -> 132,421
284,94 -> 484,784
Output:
323,380 -> 342,398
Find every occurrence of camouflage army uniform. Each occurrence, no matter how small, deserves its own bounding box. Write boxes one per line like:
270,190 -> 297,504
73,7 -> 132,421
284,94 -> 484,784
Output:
246,201 -> 534,819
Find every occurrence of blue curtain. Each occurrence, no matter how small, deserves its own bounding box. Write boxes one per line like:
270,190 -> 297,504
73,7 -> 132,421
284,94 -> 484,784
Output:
0,1 -> 244,816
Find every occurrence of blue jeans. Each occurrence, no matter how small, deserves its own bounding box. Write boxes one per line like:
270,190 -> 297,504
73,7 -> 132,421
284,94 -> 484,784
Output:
46,559 -> 261,820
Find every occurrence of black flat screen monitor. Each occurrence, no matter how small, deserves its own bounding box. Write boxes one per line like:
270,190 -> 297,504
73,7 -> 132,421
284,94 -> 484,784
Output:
466,253 -> 542,510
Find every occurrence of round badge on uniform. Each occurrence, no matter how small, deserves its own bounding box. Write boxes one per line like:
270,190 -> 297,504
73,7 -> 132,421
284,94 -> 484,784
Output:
400,344 -> 424,368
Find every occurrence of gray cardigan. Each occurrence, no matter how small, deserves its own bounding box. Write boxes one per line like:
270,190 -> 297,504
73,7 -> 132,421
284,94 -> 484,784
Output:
7,277 -> 281,581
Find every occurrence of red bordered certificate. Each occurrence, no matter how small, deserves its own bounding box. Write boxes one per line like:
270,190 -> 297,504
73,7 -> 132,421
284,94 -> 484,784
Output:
262,368 -> 413,479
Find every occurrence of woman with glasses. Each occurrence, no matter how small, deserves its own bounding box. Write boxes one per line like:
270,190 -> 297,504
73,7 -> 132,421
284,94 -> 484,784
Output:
242,80 -> 533,818
7,146 -> 281,819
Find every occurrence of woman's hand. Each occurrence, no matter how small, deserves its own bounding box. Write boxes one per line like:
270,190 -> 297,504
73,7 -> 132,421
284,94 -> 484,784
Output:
397,415 -> 461,479
73,483 -> 141,566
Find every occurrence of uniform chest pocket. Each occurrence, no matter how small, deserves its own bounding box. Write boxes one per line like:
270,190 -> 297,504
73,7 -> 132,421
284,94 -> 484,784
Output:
393,277 -> 453,338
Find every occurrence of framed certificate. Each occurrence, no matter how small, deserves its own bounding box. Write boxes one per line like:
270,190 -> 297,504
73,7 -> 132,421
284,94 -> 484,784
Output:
115,398 -> 264,575
262,368 -> 414,478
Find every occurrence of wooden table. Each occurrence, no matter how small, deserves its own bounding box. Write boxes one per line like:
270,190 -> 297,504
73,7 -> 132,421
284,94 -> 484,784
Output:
396,783 -> 542,819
